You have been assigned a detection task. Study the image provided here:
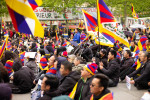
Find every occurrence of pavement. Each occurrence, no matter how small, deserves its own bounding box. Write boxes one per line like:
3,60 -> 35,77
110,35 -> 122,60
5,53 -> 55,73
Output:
12,82 -> 147,100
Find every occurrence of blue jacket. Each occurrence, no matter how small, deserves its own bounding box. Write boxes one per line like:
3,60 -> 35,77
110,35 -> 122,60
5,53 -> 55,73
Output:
73,32 -> 80,43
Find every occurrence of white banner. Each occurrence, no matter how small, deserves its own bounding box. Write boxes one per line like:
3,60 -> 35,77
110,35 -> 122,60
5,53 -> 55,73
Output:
34,7 -> 96,20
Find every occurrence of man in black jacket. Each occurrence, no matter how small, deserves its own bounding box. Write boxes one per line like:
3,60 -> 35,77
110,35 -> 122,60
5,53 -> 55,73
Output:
129,51 -> 150,89
81,44 -> 93,62
9,61 -> 35,93
119,50 -> 134,81
38,75 -> 59,100
51,61 -> 80,96
99,50 -> 120,87
120,50 -> 134,72
90,74 -> 113,100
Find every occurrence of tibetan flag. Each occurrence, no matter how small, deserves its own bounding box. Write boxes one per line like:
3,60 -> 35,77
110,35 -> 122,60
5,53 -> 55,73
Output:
19,51 -> 26,66
116,43 -> 122,52
131,45 -> 140,59
97,0 -> 129,47
138,35 -> 147,51
116,52 -> 121,59
90,93 -> 113,100
4,60 -> 14,76
82,9 -> 97,32
6,42 -> 11,50
5,0 -> 44,38
56,31 -> 58,41
4,30 -> 8,37
79,20 -> 84,29
132,59 -> 141,70
69,82 -> 78,99
46,67 -> 57,75
39,56 -> 48,70
131,32 -> 136,41
82,9 -> 114,47
132,4 -> 138,19
62,41 -> 70,47
80,33 -> 86,42
28,0 -> 42,10
0,36 -> 8,59
102,32 -> 115,43
2,18 -> 4,29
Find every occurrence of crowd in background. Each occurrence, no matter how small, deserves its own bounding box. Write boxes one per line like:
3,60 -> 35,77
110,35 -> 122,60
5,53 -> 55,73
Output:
0,27 -> 150,100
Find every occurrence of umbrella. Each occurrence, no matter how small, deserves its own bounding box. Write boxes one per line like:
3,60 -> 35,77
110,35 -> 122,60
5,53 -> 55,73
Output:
70,41 -> 78,47
130,24 -> 146,29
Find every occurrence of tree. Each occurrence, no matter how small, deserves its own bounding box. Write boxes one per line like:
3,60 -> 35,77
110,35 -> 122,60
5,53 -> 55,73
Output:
104,0 -> 150,25
0,0 -> 8,17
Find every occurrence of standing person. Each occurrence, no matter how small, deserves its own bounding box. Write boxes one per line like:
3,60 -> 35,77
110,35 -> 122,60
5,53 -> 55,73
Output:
90,74 -> 113,100
80,30 -> 86,42
73,28 -> 80,43
99,50 -> 120,87
69,63 -> 98,100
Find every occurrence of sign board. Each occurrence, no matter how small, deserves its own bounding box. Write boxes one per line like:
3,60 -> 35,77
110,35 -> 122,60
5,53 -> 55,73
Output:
34,7 -> 73,20
126,17 -> 150,28
34,7 -> 96,20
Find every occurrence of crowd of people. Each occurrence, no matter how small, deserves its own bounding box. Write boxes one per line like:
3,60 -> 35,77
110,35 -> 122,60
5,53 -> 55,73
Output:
0,27 -> 150,100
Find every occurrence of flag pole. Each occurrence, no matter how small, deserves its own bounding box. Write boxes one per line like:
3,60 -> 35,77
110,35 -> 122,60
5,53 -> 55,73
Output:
97,0 -> 100,51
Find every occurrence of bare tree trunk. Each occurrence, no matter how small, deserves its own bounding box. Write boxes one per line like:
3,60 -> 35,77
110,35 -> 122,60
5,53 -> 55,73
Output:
124,1 -> 127,27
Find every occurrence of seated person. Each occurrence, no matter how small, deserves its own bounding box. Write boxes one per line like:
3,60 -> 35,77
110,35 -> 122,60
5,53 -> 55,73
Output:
90,74 -> 113,100
119,50 -> 134,80
38,75 -> 59,100
0,83 -> 12,100
9,61 -> 35,94
99,50 -> 120,87
48,61 -> 80,96
72,56 -> 86,74
129,51 -> 150,89
69,63 -> 98,100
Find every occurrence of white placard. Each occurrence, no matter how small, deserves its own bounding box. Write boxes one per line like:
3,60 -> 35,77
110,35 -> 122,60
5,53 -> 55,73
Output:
38,79 -> 42,86
36,53 -> 41,63
141,92 -> 150,100
126,76 -> 131,90
25,52 -> 37,58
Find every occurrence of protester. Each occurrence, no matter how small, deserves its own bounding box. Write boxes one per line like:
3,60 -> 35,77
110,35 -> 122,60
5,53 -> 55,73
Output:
90,74 -> 113,100
12,43 -> 19,55
0,83 -> 12,100
72,56 -> 86,74
73,28 -> 80,43
69,63 -> 98,100
38,75 -> 59,100
99,50 -> 120,87
68,54 -> 76,65
0,63 -> 9,83
81,43 -> 93,62
9,61 -> 35,93
50,61 -> 80,96
25,57 -> 38,76
120,50 -> 134,73
129,51 -> 150,89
